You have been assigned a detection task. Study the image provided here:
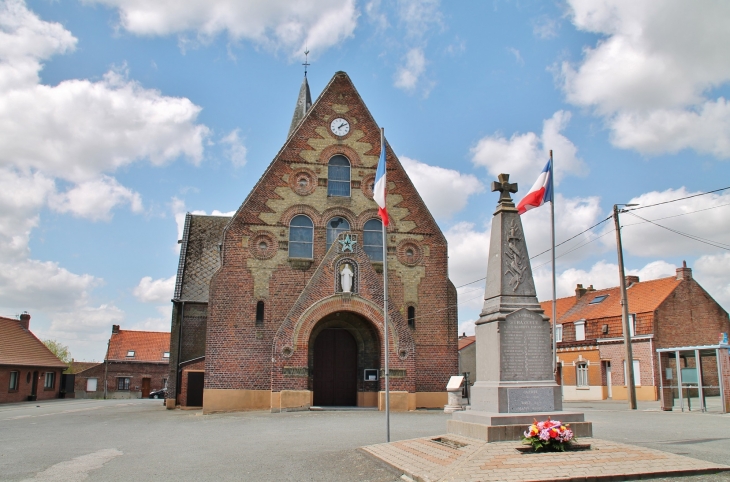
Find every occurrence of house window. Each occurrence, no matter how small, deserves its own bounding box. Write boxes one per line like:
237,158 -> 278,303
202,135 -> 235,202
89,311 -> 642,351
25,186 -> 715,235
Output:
624,360 -> 641,386
628,313 -> 636,337
44,372 -> 55,389
163,352 -> 170,359
576,363 -> 589,387
363,219 -> 383,261
574,321 -> 586,341
555,325 -> 563,342
126,350 -> 135,357
327,155 -> 351,197
86,378 -> 98,392
8,371 -> 19,391
256,301 -> 265,324
288,215 -> 314,259
326,217 -> 350,251
117,377 -> 130,390
407,306 -> 416,329
589,295 -> 608,304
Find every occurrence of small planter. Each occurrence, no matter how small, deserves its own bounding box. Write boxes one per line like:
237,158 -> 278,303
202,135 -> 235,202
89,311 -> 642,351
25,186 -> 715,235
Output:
516,443 -> 592,454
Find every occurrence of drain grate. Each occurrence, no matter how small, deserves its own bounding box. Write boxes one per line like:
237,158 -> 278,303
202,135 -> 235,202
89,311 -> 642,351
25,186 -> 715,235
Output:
430,437 -> 468,449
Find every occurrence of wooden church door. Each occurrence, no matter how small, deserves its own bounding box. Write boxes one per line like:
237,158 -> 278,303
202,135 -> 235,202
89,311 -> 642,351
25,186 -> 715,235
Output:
313,329 -> 357,406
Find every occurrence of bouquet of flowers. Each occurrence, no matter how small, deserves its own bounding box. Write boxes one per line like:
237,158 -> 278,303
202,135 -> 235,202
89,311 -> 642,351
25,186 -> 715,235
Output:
521,417 -> 575,452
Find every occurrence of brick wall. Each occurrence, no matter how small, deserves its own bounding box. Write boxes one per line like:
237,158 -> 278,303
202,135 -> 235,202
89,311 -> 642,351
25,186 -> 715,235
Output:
179,359 -> 205,407
1,366 -> 61,403
75,362 -> 168,399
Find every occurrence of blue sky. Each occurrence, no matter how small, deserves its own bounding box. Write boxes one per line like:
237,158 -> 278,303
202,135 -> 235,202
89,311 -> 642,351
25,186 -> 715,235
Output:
2,0 -> 730,361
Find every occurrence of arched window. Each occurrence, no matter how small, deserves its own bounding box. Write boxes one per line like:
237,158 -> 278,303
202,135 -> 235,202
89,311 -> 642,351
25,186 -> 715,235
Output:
256,301 -> 264,324
363,219 -> 383,261
289,215 -> 313,258
327,155 -> 351,197
407,306 -> 416,329
326,216 -> 350,251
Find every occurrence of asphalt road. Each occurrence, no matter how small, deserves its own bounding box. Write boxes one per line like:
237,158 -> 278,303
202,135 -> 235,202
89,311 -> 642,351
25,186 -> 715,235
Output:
0,398 -> 728,481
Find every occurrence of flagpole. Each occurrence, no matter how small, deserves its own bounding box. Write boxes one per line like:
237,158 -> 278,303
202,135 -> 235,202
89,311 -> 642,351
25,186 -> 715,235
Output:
381,127 -> 390,443
550,150 -> 557,376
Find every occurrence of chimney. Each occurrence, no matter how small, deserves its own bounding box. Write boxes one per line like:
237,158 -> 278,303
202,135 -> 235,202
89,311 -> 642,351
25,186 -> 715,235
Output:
575,284 -> 587,299
19,312 -> 30,330
112,324 -> 120,334
587,285 -> 596,292
676,260 -> 692,281
625,275 -> 640,286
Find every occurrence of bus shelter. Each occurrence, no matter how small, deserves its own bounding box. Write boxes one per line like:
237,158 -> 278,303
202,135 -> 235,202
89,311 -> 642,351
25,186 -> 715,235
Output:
656,341 -> 730,413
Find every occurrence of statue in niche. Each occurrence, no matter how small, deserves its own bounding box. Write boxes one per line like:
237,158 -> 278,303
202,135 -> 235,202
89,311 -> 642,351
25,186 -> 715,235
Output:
340,264 -> 354,293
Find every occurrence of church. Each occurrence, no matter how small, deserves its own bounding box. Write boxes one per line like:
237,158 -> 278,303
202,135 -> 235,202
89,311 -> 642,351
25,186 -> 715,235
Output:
167,71 -> 458,413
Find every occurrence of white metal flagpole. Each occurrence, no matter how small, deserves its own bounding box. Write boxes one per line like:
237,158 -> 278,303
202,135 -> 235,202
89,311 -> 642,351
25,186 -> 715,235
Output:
550,150 -> 557,376
380,127 -> 390,442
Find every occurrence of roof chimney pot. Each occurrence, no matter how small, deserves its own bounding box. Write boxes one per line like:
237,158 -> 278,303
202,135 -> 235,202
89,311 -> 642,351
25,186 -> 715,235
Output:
625,275 -> 640,286
575,284 -> 588,299
112,324 -> 120,334
19,312 -> 30,330
676,261 -> 692,281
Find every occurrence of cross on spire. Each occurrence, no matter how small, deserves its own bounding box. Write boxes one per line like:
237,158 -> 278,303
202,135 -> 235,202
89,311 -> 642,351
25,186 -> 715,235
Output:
303,49 -> 310,77
491,173 -> 518,205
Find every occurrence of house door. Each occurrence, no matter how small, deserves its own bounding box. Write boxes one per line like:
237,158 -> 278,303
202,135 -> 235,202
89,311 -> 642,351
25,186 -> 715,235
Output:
313,329 -> 357,406
141,378 -> 151,398
31,371 -> 39,399
186,372 -> 204,407
606,363 -> 613,399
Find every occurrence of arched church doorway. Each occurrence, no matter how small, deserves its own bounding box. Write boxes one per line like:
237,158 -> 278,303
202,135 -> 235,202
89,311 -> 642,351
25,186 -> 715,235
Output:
309,312 -> 380,407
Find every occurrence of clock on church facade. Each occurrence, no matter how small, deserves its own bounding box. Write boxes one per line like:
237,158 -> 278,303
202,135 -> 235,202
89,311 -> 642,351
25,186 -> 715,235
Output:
167,72 -> 458,412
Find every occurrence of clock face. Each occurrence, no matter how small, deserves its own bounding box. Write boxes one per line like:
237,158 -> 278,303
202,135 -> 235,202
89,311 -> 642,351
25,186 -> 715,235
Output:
330,118 -> 350,136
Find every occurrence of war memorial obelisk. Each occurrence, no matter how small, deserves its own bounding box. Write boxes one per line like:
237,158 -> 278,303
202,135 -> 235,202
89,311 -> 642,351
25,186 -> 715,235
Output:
449,174 -> 591,441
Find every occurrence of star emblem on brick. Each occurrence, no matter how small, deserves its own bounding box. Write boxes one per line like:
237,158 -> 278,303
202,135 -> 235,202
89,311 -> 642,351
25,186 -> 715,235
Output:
339,234 -> 356,253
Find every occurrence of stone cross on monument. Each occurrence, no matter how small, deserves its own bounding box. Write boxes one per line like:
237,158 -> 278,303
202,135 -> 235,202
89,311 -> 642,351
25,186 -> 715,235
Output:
448,172 -> 591,441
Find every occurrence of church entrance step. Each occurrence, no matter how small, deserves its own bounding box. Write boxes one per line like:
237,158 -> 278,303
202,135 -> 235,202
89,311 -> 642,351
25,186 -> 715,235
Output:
309,406 -> 378,411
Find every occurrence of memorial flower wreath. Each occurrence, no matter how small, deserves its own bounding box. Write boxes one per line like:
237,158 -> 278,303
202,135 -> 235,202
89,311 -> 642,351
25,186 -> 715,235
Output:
521,417 -> 575,452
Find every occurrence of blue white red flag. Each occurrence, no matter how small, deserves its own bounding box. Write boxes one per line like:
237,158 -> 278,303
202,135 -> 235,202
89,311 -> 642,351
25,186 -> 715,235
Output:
374,136 -> 388,226
516,159 -> 553,215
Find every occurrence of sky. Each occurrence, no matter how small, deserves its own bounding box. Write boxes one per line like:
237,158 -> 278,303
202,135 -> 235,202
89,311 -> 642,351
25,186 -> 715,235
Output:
2,0 -> 730,361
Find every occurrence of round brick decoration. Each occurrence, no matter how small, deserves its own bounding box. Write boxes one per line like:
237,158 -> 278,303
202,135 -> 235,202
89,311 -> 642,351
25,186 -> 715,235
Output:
398,348 -> 408,360
289,168 -> 317,196
397,240 -> 422,266
281,346 -> 293,358
250,232 -> 277,260
361,174 -> 375,199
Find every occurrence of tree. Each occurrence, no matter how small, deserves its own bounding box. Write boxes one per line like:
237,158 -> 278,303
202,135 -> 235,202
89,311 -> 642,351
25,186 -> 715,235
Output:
43,339 -> 71,365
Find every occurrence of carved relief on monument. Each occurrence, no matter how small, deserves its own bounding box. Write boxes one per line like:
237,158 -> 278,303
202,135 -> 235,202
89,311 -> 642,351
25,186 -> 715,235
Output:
504,219 -> 528,291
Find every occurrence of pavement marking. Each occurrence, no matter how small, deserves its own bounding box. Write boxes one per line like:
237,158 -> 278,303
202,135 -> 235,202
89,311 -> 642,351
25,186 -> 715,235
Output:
21,449 -> 123,481
2,403 -> 136,421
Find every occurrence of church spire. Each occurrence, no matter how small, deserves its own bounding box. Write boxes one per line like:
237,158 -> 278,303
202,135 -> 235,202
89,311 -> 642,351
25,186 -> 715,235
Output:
288,51 -> 312,137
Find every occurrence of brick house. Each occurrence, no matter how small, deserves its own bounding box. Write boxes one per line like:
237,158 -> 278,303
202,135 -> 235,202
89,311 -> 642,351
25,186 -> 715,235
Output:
457,334 -> 476,387
75,325 -> 170,399
1,314 -> 67,404
169,71 -> 458,413
540,263 -> 730,402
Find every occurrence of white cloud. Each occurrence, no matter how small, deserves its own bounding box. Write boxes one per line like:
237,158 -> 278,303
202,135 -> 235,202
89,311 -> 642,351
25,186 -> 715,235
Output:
507,47 -> 524,66
171,197 -> 235,242
83,0 -> 358,58
129,305 -> 172,332
562,0 -> 730,158
134,276 -> 176,303
470,110 -> 587,186
396,0 -> 441,40
221,129 -> 247,168
394,47 -> 426,92
532,15 -> 560,40
46,304 -> 125,341
694,253 -> 730,308
445,221 -> 491,288
50,176 -> 143,221
400,156 -> 483,220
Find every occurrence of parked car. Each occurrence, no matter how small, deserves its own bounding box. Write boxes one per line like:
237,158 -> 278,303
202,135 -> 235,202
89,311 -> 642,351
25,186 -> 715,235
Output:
149,388 -> 166,399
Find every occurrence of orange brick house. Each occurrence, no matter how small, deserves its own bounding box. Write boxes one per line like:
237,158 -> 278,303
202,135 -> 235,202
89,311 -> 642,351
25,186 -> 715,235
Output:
541,263 -> 729,401
1,314 -> 67,404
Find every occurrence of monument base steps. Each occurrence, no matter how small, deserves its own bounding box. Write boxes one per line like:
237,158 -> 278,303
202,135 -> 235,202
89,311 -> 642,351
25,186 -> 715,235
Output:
448,410 -> 592,442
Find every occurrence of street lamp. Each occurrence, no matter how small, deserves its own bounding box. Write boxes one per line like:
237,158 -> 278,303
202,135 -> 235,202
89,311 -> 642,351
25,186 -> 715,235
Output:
613,203 -> 638,410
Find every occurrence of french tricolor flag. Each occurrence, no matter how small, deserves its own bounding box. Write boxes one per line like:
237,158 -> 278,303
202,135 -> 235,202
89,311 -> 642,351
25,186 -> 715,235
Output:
516,159 -> 553,215
374,133 -> 388,226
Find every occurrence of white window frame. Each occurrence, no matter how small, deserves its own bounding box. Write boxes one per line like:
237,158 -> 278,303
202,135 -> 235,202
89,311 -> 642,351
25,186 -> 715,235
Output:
8,370 -> 19,391
126,350 -> 135,357
576,362 -> 589,388
628,313 -> 636,337
163,352 -> 170,359
44,372 -> 55,389
624,360 -> 641,386
554,325 -> 563,343
86,378 -> 98,392
574,320 -> 586,341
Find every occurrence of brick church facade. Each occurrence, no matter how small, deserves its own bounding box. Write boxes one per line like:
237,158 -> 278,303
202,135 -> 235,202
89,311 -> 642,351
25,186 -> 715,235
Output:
168,72 -> 458,413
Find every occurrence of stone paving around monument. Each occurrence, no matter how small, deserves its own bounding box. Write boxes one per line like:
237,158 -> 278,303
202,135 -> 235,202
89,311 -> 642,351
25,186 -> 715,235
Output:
362,435 -> 730,482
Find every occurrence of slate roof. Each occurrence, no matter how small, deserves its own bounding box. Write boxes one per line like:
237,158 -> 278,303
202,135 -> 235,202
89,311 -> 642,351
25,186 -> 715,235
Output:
458,336 -> 476,350
540,276 -> 681,325
174,214 -> 230,302
106,330 -> 171,363
0,316 -> 67,368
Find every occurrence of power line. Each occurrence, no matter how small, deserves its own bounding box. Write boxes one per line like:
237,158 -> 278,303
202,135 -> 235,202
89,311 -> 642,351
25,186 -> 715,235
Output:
625,211 -> 730,251
623,202 -> 730,226
532,229 -> 615,271
625,186 -> 730,212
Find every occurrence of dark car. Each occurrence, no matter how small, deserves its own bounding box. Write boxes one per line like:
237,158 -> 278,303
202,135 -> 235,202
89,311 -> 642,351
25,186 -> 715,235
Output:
149,388 -> 166,399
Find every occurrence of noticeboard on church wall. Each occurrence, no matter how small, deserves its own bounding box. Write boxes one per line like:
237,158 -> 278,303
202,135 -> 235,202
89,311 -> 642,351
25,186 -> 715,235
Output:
364,369 -> 378,381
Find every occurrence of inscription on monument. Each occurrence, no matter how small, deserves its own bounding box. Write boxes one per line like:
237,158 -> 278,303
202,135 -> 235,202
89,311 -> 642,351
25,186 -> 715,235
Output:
507,387 -> 555,413
500,309 -> 552,381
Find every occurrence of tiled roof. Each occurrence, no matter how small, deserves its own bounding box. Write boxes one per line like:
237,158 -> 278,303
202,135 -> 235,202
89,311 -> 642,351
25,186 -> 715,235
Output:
540,276 -> 681,325
67,361 -> 101,374
0,316 -> 68,368
458,336 -> 476,350
107,330 -> 171,363
175,214 -> 230,302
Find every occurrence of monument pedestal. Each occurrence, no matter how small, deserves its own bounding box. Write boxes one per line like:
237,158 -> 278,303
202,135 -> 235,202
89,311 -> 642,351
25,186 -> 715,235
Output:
448,410 -> 592,442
